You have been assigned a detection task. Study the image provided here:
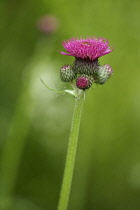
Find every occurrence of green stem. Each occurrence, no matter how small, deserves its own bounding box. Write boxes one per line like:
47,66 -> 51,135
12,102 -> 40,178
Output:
57,93 -> 85,210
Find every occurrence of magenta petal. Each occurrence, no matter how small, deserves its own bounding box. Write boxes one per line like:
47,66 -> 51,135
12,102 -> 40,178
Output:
60,37 -> 113,61
60,51 -> 71,56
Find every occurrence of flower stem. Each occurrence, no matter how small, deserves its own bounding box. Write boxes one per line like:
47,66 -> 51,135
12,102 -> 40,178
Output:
57,93 -> 85,210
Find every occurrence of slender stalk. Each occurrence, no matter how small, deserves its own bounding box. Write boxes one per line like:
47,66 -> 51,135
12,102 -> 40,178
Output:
57,93 -> 85,210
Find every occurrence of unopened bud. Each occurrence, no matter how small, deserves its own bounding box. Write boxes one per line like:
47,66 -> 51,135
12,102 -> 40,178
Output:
95,64 -> 113,85
76,75 -> 93,90
60,65 -> 76,82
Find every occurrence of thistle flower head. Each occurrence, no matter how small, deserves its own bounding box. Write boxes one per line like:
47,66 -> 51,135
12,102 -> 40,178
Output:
60,37 -> 113,61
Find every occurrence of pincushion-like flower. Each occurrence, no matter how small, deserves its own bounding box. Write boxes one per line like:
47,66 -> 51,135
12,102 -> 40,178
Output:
59,36 -> 113,88
61,37 -> 113,61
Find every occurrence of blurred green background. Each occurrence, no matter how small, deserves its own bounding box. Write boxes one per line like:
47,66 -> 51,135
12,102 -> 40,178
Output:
0,0 -> 140,209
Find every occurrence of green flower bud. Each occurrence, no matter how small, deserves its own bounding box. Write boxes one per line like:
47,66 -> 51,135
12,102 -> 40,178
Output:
95,64 -> 113,85
73,58 -> 99,76
60,65 -> 76,82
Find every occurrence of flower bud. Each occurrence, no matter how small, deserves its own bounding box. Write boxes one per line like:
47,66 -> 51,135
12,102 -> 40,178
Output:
60,65 -> 76,82
73,58 -> 99,76
76,75 -> 93,90
95,64 -> 113,85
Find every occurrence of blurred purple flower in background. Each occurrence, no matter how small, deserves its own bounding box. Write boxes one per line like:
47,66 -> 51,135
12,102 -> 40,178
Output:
37,14 -> 59,34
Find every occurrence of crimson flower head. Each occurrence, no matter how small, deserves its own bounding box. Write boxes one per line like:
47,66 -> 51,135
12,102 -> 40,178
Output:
60,37 -> 113,61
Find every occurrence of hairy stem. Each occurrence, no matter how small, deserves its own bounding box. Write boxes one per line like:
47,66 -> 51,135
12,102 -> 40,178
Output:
57,93 -> 84,210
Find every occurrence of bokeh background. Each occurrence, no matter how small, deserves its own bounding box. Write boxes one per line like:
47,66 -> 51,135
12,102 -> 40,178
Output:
0,0 -> 140,209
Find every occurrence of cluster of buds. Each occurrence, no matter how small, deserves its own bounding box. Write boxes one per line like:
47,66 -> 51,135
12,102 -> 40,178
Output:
60,37 -> 113,90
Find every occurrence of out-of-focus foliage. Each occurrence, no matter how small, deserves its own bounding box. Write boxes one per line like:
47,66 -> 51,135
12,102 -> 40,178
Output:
0,0 -> 140,209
